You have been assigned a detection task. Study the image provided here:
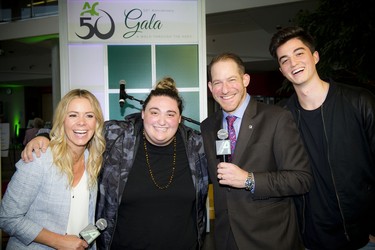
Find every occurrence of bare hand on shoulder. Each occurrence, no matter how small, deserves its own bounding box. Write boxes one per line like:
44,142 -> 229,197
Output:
21,136 -> 50,162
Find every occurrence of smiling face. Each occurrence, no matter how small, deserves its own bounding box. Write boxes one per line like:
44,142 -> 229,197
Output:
142,95 -> 181,146
277,38 -> 320,87
64,97 -> 96,153
208,59 -> 250,114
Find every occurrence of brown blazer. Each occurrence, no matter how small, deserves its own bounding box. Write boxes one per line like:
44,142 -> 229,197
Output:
201,98 -> 312,250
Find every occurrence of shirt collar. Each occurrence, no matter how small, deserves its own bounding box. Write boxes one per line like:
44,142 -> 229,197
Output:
223,94 -> 250,120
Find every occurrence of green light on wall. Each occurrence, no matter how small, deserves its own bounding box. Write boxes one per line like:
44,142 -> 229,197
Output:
13,117 -> 20,138
17,34 -> 59,44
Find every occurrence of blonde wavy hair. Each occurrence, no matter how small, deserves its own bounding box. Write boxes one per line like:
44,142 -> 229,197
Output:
49,89 -> 105,188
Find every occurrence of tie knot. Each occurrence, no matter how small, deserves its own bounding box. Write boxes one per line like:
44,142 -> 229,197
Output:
226,115 -> 236,126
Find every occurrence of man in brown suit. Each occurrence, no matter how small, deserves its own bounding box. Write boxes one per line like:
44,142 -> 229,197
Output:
201,52 -> 312,250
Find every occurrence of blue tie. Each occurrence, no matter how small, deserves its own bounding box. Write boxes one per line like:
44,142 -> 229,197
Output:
226,115 -> 237,160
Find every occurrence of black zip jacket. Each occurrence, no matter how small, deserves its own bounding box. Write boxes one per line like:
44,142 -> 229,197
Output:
286,81 -> 375,249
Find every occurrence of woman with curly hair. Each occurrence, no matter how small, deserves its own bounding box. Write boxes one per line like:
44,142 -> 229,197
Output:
0,89 -> 105,249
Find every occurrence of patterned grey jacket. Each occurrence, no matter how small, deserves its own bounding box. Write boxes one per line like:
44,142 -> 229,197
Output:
96,113 -> 209,249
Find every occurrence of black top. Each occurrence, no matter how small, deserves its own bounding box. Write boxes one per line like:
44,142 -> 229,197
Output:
285,81 -> 375,249
111,132 -> 197,250
299,107 -> 347,250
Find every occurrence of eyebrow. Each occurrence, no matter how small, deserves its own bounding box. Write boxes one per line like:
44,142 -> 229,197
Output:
67,111 -> 94,114
212,75 -> 237,83
149,107 -> 177,114
278,47 -> 307,62
294,47 -> 307,53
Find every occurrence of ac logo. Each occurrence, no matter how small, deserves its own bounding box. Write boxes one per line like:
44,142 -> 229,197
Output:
76,2 -> 115,40
81,2 -> 99,16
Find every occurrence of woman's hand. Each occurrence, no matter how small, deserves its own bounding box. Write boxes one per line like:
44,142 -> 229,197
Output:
35,229 -> 89,250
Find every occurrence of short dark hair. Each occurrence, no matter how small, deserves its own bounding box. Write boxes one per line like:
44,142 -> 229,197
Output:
208,52 -> 245,81
269,26 -> 316,59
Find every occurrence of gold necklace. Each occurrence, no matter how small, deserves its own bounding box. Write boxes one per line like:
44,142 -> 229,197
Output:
143,130 -> 176,190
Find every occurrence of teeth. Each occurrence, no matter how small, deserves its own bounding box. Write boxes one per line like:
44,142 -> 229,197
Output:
74,130 -> 87,134
292,68 -> 304,74
222,95 -> 233,100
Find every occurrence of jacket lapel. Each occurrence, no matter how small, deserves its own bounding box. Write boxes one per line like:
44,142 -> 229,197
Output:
232,98 -> 257,164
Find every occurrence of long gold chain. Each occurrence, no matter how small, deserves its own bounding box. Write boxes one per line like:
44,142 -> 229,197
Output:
143,130 -> 176,190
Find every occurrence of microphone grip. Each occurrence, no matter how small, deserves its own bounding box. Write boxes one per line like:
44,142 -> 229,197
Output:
216,139 -> 231,162
79,224 -> 100,245
222,155 -> 228,163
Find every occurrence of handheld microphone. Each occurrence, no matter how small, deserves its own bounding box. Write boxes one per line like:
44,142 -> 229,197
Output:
216,129 -> 231,162
119,80 -> 126,107
79,218 -> 107,245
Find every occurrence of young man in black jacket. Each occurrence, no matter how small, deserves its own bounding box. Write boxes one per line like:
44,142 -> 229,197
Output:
269,26 -> 375,250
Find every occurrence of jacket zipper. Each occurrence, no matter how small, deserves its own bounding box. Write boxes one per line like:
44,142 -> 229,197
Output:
296,110 -> 307,234
191,139 -> 202,249
195,167 -> 202,249
320,105 -> 350,241
183,130 -> 202,248
108,132 -> 131,249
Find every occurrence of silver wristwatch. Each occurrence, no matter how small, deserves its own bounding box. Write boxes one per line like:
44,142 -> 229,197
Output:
244,172 -> 254,191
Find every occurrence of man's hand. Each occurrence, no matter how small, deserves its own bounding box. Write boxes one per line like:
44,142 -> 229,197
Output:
217,162 -> 248,188
21,136 -> 50,162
